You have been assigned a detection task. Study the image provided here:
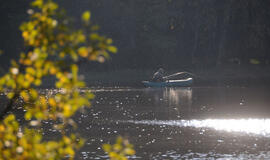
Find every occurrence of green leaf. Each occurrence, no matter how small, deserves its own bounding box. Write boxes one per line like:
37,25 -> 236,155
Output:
250,58 -> 260,65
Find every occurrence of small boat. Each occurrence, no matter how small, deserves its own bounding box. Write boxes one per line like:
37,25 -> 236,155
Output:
142,78 -> 193,87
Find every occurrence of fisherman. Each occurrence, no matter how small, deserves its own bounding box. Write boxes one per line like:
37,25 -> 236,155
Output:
152,68 -> 165,82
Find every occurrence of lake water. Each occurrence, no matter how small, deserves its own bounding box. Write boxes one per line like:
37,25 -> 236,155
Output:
65,87 -> 270,160
8,87 -> 270,159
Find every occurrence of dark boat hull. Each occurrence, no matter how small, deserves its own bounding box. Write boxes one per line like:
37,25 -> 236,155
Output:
142,78 -> 193,87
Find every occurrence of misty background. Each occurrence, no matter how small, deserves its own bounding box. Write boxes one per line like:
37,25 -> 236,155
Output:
1,0 -> 270,86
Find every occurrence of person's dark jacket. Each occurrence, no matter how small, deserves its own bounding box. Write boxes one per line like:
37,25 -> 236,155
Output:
152,69 -> 165,82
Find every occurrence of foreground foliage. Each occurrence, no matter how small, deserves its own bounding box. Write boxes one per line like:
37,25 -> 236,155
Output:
103,137 -> 135,160
0,0 -> 130,159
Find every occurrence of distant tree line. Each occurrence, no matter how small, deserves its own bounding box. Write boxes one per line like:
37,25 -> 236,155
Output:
1,0 -> 270,71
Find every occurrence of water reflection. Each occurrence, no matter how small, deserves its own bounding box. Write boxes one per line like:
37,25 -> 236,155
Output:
76,87 -> 270,159
144,87 -> 192,106
122,119 -> 270,136
163,88 -> 192,106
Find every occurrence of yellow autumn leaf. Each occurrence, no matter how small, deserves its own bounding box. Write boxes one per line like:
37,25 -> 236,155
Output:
78,47 -> 88,57
64,147 -> 75,157
22,31 -> 29,39
107,46 -> 117,53
40,96 -> 47,105
109,152 -> 118,158
102,144 -> 111,152
35,111 -> 44,119
34,79 -> 42,86
113,144 -> 122,152
82,11 -> 91,23
48,98 -> 56,107
20,91 -> 29,102
31,0 -> 43,7
26,67 -> 35,75
0,125 -> 5,132
106,38 -> 113,44
29,89 -> 38,99
7,92 -> 15,99
49,66 -> 57,75
124,148 -> 135,155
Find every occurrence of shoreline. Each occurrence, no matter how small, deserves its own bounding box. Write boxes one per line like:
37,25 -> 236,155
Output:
81,65 -> 270,87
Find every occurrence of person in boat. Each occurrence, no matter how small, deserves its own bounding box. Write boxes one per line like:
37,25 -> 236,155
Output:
152,68 -> 166,82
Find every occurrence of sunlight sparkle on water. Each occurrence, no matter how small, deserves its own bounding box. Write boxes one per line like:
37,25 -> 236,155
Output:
123,119 -> 270,136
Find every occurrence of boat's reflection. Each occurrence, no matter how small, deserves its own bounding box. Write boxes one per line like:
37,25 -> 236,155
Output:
144,87 -> 192,107
142,88 -> 193,119
163,87 -> 192,106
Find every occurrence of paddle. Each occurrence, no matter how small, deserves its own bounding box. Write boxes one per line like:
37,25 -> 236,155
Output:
163,72 -> 197,80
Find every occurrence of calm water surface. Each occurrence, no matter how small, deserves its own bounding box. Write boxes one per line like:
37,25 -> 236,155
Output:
65,87 -> 270,160
12,87 -> 270,159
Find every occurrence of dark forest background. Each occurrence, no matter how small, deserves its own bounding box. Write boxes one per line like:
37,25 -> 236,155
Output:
1,0 -> 270,85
